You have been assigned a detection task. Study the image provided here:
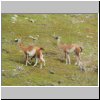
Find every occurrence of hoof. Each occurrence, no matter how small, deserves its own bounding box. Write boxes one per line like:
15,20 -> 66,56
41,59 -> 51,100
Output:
32,65 -> 36,67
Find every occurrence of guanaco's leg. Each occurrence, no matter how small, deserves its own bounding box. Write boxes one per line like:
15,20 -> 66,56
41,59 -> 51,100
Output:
39,57 -> 45,69
75,52 -> 84,71
25,54 -> 28,66
41,57 -> 45,66
65,52 -> 71,64
75,51 -> 81,66
27,60 -> 31,65
33,57 -> 38,67
25,54 -> 31,66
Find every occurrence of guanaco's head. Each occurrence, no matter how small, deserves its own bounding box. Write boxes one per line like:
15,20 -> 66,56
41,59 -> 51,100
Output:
14,38 -> 24,48
54,36 -> 61,40
14,38 -> 21,43
53,35 -> 61,46
52,33 -> 61,40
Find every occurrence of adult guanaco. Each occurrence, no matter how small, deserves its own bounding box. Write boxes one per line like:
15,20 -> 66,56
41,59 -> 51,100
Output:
53,35 -> 82,66
14,39 -> 45,69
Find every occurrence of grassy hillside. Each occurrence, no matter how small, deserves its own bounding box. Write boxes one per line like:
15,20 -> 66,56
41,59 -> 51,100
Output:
2,14 -> 98,86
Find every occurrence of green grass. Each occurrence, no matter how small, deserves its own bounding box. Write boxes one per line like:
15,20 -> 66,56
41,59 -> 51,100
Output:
1,14 -> 98,86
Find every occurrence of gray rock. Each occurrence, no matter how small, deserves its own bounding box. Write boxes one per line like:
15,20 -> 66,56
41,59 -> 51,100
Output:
49,70 -> 55,74
58,80 -> 64,84
16,66 -> 24,71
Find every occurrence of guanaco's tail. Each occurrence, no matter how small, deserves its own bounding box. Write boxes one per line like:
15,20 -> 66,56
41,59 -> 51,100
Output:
40,48 -> 44,50
80,47 -> 83,52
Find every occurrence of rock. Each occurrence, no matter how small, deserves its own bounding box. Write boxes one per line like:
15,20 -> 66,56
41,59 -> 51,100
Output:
12,72 -> 19,78
48,83 -> 57,86
92,66 -> 98,72
78,62 -> 86,72
29,19 -> 35,23
2,48 -> 10,53
43,14 -> 48,18
58,80 -> 63,84
16,66 -> 24,71
25,17 -> 28,20
49,70 -> 55,74
14,14 -> 18,18
80,66 -> 86,72
2,72 -> 6,76
2,70 -> 5,72
11,16 -> 17,23
86,35 -> 93,38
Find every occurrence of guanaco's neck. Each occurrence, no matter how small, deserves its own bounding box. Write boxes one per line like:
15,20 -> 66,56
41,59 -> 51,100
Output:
57,38 -> 60,46
18,42 -> 26,52
57,38 -> 66,50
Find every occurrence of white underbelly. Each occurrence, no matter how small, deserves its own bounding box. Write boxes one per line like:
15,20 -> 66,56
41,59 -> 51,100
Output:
27,49 -> 36,57
67,47 -> 75,53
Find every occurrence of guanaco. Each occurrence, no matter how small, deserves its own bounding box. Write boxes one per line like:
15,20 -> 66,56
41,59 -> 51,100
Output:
53,36 -> 82,66
14,39 -> 45,69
